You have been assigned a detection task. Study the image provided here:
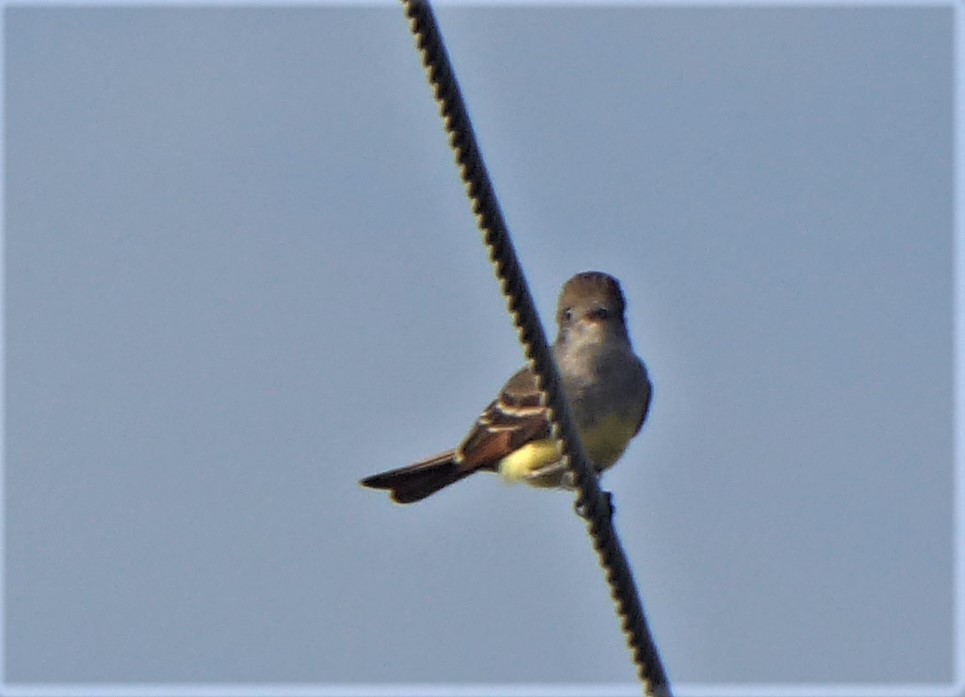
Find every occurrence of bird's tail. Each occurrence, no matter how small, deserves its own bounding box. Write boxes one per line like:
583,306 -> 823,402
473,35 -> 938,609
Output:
360,450 -> 471,504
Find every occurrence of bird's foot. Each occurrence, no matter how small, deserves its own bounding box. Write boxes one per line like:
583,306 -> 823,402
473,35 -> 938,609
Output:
574,490 -> 615,521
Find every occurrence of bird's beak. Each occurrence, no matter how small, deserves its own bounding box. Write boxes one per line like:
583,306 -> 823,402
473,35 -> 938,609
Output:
584,306 -> 611,322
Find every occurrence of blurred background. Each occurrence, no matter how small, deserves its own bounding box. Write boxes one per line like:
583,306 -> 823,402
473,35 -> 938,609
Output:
4,4 -> 955,693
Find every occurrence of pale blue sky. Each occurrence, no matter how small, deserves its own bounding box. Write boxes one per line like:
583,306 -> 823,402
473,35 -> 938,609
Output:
3,4 -> 958,695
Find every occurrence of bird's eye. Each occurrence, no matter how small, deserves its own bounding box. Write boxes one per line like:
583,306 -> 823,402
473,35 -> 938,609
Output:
562,308 -> 574,322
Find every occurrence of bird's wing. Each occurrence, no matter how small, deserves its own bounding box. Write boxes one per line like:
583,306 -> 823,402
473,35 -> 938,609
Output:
455,366 -> 553,472
633,366 -> 654,437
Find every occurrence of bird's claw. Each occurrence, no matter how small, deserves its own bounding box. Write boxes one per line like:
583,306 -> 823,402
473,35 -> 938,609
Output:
574,490 -> 615,520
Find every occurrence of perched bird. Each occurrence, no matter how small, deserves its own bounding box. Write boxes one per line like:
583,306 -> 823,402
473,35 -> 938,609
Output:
361,271 -> 652,504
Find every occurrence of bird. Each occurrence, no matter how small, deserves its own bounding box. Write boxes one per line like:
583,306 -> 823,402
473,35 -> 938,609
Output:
360,271 -> 652,504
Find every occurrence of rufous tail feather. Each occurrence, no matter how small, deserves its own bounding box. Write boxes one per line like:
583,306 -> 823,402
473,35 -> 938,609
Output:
361,451 -> 471,504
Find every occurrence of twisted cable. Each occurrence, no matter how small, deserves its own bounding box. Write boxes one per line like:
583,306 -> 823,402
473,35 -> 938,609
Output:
400,2 -> 671,695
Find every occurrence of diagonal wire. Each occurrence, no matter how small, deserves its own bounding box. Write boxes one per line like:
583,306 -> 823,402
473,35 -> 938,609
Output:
399,2 -> 672,696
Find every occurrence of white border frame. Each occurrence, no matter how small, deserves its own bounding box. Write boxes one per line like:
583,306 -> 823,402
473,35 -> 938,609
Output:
0,2 -> 960,696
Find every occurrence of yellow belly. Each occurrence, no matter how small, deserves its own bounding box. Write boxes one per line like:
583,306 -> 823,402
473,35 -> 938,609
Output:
498,413 -> 638,485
